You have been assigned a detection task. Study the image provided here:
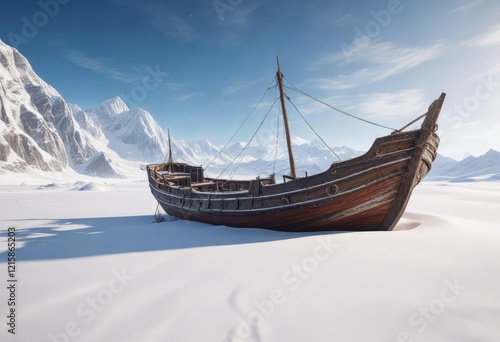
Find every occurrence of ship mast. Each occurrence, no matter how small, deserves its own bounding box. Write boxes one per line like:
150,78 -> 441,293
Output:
276,57 -> 297,179
167,128 -> 173,172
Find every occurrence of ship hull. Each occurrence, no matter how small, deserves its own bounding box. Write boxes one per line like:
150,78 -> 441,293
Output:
147,94 -> 444,232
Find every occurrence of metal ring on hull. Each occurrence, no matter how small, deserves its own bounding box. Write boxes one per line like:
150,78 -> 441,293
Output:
326,184 -> 339,195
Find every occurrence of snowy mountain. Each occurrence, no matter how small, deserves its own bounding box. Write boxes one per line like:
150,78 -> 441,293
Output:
83,98 -> 169,162
0,39 -> 98,173
90,96 -> 130,128
196,140 -> 364,179
1,40 -> 498,181
0,40 -> 170,178
428,149 -> 500,181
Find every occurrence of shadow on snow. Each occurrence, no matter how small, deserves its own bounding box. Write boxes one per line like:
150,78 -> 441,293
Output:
0,215 -> 340,261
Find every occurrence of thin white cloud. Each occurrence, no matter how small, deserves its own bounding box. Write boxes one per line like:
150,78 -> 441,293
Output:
110,0 -> 202,42
483,62 -> 500,76
305,3 -> 350,29
222,77 -> 268,95
153,80 -> 202,99
307,41 -> 446,90
176,92 -> 203,102
213,3 -> 262,46
356,89 -> 427,119
486,124 -> 500,143
164,82 -> 190,91
448,0 -> 483,14
448,120 -> 482,130
67,51 -> 143,84
308,52 -> 345,69
223,81 -> 248,95
462,23 -> 500,47
287,94 -> 347,116
333,14 -> 351,27
311,40 -> 446,68
152,10 -> 202,42
219,4 -> 260,27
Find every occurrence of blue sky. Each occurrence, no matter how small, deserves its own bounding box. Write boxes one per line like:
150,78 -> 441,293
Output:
1,0 -> 499,159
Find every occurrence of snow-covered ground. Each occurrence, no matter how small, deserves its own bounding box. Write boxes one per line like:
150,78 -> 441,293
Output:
1,178 -> 499,342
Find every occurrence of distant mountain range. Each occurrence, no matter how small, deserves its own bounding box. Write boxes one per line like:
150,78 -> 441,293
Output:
427,149 -> 500,182
0,39 -> 498,181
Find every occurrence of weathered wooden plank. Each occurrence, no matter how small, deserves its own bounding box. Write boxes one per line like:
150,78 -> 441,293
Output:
146,93 -> 446,232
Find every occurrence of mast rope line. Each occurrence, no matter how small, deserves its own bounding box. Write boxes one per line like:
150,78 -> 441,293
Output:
394,112 -> 428,132
286,96 -> 343,162
216,96 -> 281,182
204,77 -> 278,172
218,97 -> 280,183
205,70 -> 426,181
283,78 -> 398,131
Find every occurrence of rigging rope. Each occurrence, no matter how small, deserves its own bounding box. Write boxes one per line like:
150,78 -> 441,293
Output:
216,97 -> 281,181
395,112 -> 428,132
206,73 -> 412,181
287,97 -> 342,161
283,77 -> 398,131
204,77 -> 277,171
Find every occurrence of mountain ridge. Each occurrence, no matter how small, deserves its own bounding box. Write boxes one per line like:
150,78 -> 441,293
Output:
0,40 -> 498,181
428,149 -> 500,182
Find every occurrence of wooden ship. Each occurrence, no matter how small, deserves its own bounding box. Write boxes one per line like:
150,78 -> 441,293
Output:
147,61 -> 445,231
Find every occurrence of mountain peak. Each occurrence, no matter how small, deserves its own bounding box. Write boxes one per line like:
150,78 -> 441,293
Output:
195,138 -> 215,146
0,39 -> 61,100
485,148 -> 499,156
96,96 -> 129,116
104,95 -> 125,104
292,137 -> 309,145
68,103 -> 83,115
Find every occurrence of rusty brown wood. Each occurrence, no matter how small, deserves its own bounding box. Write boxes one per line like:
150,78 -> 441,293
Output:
146,93 -> 446,232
